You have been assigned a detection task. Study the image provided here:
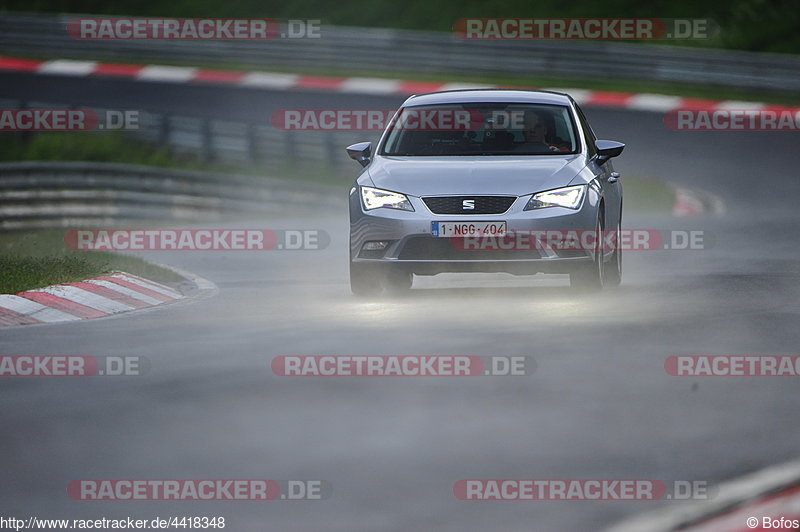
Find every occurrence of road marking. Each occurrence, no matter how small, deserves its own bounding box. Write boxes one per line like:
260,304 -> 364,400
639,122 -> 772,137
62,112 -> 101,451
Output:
84,280 -> 163,306
607,459 -> 800,532
239,72 -> 299,89
136,65 -> 198,82
339,77 -> 402,95
714,100 -> 766,110
627,93 -> 685,112
67,281 -> 151,309
38,59 -> 98,76
33,285 -> 134,314
110,273 -> 183,299
0,306 -> 42,325
0,295 -> 80,323
438,82 -> 496,91
97,276 -> 175,302
17,291 -> 106,318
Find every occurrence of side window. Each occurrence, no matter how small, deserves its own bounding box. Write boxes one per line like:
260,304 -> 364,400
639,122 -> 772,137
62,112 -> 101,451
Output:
575,105 -> 597,157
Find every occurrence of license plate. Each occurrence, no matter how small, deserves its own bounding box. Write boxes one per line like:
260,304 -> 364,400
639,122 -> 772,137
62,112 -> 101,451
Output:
431,221 -> 507,238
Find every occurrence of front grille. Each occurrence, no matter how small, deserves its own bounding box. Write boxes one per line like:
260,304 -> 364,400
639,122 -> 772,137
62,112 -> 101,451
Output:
422,195 -> 516,215
397,236 -> 542,261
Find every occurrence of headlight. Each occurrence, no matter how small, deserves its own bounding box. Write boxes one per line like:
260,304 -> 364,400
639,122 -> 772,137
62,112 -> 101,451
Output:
524,185 -> 586,211
360,186 -> 414,211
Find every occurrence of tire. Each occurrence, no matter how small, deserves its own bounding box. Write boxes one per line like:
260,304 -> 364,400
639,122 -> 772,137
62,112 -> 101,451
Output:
570,213 -> 604,291
604,217 -> 622,287
383,268 -> 413,294
349,261 -> 383,296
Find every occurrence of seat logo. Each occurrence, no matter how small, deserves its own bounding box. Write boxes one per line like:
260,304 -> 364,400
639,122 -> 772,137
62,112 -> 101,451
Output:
462,199 -> 475,210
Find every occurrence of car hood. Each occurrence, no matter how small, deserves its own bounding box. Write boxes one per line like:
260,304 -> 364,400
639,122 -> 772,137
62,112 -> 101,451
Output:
366,155 -> 586,197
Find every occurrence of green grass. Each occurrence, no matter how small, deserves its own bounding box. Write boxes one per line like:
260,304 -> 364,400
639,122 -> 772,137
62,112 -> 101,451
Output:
0,131 -> 202,167
621,176 -> 676,214
0,230 -> 184,294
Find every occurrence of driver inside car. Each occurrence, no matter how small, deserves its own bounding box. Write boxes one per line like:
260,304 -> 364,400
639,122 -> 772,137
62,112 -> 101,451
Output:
514,110 -> 571,153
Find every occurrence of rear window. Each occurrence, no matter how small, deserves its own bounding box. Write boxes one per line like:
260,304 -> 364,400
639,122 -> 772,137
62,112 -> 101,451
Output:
380,103 -> 579,156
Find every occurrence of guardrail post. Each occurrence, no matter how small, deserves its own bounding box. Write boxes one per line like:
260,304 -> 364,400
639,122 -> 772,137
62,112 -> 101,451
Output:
246,123 -> 259,164
159,114 -> 171,147
17,100 -> 32,146
286,131 -> 296,168
324,133 -> 337,172
201,119 -> 213,163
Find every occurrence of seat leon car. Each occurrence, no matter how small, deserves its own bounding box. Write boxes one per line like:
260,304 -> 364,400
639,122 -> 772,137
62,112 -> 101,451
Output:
346,89 -> 625,295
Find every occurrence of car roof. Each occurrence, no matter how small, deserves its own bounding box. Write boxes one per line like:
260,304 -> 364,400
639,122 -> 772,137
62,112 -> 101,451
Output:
402,89 -> 574,107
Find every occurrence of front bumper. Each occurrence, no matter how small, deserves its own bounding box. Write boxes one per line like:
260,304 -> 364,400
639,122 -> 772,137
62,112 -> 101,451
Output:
349,189 -> 600,275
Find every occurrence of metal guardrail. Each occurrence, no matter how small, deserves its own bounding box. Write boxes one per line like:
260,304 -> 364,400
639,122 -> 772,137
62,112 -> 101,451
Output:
1,13 -> 800,91
0,96 -> 370,172
0,161 -> 342,230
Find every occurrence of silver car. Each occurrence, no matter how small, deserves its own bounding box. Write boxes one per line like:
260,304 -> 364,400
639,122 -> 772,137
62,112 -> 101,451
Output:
346,89 -> 625,295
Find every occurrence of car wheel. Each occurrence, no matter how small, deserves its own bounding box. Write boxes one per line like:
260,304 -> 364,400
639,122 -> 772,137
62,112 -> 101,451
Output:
383,268 -> 413,294
604,217 -> 622,287
569,213 -> 604,291
349,260 -> 383,296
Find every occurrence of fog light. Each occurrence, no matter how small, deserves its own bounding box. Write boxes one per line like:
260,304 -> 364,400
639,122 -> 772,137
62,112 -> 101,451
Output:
363,241 -> 389,251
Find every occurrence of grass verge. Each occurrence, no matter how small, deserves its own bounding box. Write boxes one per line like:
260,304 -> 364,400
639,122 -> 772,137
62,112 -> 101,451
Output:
621,177 -> 676,214
0,230 -> 184,294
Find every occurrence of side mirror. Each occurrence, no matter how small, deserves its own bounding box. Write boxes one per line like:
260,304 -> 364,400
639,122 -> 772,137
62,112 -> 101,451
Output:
346,142 -> 372,167
595,140 -> 625,165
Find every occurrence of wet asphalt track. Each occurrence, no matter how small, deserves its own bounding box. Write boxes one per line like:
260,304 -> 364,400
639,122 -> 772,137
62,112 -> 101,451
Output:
1,72 -> 800,531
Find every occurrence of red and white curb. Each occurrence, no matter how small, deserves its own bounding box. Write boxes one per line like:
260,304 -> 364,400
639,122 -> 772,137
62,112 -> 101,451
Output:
1,56 -> 796,114
607,459 -> 800,532
0,272 -> 183,327
673,185 -> 727,217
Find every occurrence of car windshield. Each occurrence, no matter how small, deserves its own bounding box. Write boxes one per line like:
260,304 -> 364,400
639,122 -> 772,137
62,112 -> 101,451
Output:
381,102 -> 579,156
